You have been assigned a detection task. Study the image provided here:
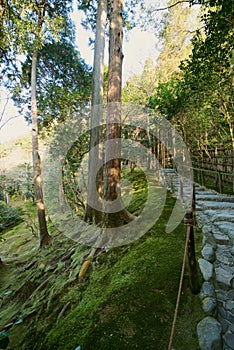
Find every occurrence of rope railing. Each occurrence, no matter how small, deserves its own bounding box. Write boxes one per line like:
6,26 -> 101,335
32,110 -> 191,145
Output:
163,173 -> 199,349
168,225 -> 190,350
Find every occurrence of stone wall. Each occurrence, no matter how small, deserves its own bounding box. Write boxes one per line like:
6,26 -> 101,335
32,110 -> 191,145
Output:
195,190 -> 234,350
162,169 -> 234,349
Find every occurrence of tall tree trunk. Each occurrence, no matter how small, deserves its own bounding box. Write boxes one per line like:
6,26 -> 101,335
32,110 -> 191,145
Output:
104,0 -> 133,227
31,50 -> 51,248
84,0 -> 107,224
104,0 -> 123,203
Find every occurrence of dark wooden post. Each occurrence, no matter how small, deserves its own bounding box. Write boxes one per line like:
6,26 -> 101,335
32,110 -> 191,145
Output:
180,176 -> 184,202
170,173 -> 174,193
164,172 -> 167,187
184,184 -> 200,294
218,172 -> 223,193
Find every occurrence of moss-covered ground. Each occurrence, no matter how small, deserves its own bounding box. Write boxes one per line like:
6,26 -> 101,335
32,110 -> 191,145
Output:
0,170 -> 205,350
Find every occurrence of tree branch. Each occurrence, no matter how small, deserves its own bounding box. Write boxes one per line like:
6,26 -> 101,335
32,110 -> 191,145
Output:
0,114 -> 20,131
0,90 -> 22,131
0,91 -> 13,123
184,25 -> 206,34
150,0 -> 201,12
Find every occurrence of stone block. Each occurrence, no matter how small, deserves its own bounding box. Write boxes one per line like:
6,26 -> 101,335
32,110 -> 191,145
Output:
213,233 -> 230,245
214,222 -> 234,244
215,267 -> 233,287
225,301 -> 234,312
216,289 -> 228,301
202,297 -> 217,316
202,244 -> 215,262
218,318 -> 231,334
230,323 -> 234,333
227,290 -> 234,300
226,311 -> 234,324
228,230 -> 234,245
203,224 -> 213,235
223,332 -> 234,350
200,282 -> 216,300
219,309 -> 234,324
216,250 -> 234,267
197,316 -> 222,350
199,258 -> 214,281
231,246 -> 234,256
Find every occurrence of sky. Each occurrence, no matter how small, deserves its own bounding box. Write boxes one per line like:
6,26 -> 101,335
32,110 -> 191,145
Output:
0,4 -> 164,144
71,10 -> 162,83
0,89 -> 30,144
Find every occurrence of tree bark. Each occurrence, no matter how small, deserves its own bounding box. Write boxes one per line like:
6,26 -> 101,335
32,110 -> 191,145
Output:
84,0 -> 107,224
103,0 -> 133,227
105,0 -> 123,200
31,50 -> 51,248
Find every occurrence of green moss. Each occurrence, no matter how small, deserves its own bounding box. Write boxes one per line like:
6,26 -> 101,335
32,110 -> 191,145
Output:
37,193 -> 204,350
0,171 -> 205,350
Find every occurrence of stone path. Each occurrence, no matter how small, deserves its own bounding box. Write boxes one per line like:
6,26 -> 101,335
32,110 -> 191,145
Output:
162,169 -> 234,350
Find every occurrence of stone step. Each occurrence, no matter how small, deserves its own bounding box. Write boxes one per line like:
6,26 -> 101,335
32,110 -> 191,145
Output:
195,191 -> 217,196
200,202 -> 234,210
203,210 -> 234,223
213,222 -> 234,244
196,194 -> 234,203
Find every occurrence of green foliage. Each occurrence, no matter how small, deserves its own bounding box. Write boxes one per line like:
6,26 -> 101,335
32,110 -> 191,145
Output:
1,0 -> 74,91
62,129 -> 90,215
0,202 -> 22,233
122,2 -> 200,107
122,60 -> 159,107
13,41 -> 92,127
0,175 -> 21,198
156,0 -> 200,81
1,0 -> 73,55
148,76 -> 182,119
149,0 -> 234,152
1,1 -> 92,134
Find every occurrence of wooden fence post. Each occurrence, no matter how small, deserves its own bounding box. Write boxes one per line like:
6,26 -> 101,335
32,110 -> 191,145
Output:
218,172 -> 223,193
170,173 -> 174,193
184,211 -> 200,294
184,184 -> 200,294
164,172 -> 167,187
180,176 -> 184,202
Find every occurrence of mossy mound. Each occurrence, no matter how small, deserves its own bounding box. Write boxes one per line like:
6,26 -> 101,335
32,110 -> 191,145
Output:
0,170 -> 205,350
